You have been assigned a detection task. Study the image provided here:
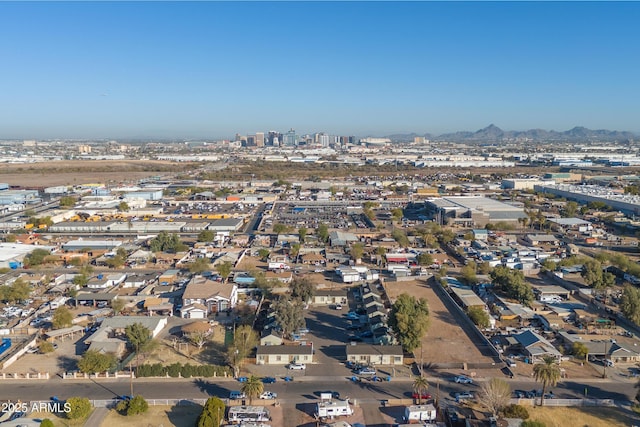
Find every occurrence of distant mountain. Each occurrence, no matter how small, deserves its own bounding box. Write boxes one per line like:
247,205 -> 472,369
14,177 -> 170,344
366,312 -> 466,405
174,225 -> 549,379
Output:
433,125 -> 636,143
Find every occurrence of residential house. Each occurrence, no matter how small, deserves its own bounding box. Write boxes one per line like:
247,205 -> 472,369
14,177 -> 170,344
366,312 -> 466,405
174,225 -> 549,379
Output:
260,329 -> 284,346
256,344 -> 313,365
181,276 -> 238,315
345,344 -> 404,366
180,303 -> 208,319
511,330 -> 561,363
312,289 -> 347,306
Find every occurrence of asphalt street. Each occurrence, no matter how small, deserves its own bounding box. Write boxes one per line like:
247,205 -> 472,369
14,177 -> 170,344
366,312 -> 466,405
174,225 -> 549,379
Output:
0,375 -> 635,404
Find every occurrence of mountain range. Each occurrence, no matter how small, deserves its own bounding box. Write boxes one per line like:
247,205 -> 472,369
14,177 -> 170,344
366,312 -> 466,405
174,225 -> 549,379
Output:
385,125 -> 636,143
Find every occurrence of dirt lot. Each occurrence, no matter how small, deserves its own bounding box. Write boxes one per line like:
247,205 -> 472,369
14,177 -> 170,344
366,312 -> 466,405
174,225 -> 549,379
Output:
384,278 -> 495,366
144,324 -> 227,367
100,405 -> 201,427
525,405 -> 639,427
0,160 -> 193,187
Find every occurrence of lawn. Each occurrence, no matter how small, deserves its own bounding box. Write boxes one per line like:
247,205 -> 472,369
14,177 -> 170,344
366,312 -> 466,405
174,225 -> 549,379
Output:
100,405 -> 202,427
28,410 -> 91,427
525,406 -> 637,427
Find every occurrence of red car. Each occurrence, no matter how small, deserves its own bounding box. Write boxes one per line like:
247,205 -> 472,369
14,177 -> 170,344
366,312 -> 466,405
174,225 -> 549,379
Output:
412,392 -> 432,400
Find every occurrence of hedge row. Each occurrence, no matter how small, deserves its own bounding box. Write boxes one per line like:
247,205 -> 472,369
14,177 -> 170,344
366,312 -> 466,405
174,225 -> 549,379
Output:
137,363 -> 231,378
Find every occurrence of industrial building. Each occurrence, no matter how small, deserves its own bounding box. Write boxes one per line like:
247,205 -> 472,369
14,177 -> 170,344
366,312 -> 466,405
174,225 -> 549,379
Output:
534,184 -> 640,216
425,196 -> 527,227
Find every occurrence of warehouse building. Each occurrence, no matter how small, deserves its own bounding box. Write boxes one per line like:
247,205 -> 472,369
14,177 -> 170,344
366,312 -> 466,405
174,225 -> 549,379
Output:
425,196 -> 527,227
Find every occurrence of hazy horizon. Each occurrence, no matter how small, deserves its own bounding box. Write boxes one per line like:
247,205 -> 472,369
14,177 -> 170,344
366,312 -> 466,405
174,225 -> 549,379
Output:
1,2 -> 639,139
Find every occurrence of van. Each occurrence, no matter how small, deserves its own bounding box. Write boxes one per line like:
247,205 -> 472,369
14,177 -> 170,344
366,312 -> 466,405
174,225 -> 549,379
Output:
229,391 -> 246,399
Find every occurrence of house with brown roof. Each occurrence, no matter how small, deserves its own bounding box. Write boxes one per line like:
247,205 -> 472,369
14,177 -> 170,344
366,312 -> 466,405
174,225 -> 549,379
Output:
182,276 -> 238,315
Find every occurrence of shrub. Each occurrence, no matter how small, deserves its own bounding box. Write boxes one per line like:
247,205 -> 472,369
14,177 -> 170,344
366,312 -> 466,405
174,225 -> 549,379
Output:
118,395 -> 149,416
501,404 -> 529,419
66,397 -> 92,420
181,363 -> 194,378
167,362 -> 182,378
40,420 -> 54,427
39,341 -> 54,354
521,421 -> 546,427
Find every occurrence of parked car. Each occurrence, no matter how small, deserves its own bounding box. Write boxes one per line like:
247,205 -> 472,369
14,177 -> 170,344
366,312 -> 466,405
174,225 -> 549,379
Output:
334,303 -> 343,310
514,390 -> 526,398
453,375 -> 473,384
229,391 -> 246,399
411,392 -> 432,399
288,363 -> 306,370
259,391 -> 277,400
347,335 -> 363,342
455,391 -> 474,401
356,367 -> 376,376
345,312 -> 359,320
358,331 -> 373,338
261,377 -> 276,384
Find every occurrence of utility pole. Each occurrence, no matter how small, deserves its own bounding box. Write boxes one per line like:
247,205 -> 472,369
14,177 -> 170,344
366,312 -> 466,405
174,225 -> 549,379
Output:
129,359 -> 134,396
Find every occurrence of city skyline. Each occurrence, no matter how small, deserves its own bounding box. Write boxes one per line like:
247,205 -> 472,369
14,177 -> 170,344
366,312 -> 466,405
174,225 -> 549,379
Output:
1,1 -> 639,139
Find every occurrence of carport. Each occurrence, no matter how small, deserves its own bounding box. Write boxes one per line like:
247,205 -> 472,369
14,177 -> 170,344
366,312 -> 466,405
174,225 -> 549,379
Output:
45,325 -> 85,342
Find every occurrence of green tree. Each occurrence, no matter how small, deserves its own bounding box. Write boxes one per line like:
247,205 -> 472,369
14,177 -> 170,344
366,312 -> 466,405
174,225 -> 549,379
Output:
149,231 -> 188,253
23,248 -> 51,267
77,350 -> 117,374
197,397 -> 225,427
388,293 -> 430,352
289,243 -> 301,261
350,243 -> 364,262
197,230 -> 215,242
59,196 -> 77,208
4,234 -> 17,243
0,279 -> 31,303
391,208 -> 404,223
241,375 -> 264,405
52,306 -> 73,329
412,375 -> 429,405
273,296 -> 305,339
273,223 -> 288,234
490,266 -> 534,305
125,322 -> 152,373
189,257 -> 211,274
391,228 -> 410,247
571,342 -> 588,360
257,248 -> 270,261
111,298 -> 125,315
215,261 -> 233,282
118,201 -> 130,212
39,341 -> 54,354
73,273 -> 90,288
460,262 -> 478,285
417,253 -> 433,266
316,223 -> 329,243
620,285 -> 640,325
478,377 -> 511,416
116,395 -> 149,416
39,419 -> 54,427
561,201 -> 578,218
290,277 -> 315,303
298,226 -> 307,243
532,355 -> 561,406
65,397 -> 92,420
467,306 -> 490,329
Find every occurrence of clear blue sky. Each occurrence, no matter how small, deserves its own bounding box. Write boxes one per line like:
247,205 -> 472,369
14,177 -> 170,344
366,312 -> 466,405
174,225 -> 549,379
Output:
1,1 -> 638,139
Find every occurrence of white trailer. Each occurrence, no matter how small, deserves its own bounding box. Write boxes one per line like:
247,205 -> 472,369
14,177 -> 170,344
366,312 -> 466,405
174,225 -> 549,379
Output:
268,262 -> 290,271
404,404 -> 437,422
316,399 -> 354,419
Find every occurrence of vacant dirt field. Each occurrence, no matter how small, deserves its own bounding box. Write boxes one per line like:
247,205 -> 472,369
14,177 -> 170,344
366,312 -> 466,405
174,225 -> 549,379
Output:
100,405 -> 201,427
384,278 -> 495,366
525,405 -> 638,427
0,160 -> 195,187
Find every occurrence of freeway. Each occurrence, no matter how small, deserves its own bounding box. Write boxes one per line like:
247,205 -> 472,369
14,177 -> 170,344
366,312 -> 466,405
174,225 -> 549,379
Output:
0,375 -> 635,404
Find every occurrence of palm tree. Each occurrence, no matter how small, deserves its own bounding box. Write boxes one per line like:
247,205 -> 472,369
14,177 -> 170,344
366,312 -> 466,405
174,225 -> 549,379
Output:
532,355 -> 561,406
241,375 -> 264,405
412,375 -> 429,405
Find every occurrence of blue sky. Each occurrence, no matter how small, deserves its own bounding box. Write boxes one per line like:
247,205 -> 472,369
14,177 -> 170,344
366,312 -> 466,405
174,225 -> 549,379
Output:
0,1 -> 638,139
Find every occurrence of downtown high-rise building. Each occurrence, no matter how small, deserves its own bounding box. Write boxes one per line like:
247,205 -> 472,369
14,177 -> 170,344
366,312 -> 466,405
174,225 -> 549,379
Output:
256,132 -> 265,147
284,128 -> 297,146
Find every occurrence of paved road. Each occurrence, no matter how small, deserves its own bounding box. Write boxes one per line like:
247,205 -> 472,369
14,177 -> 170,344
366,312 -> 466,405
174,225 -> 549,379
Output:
0,375 -> 635,403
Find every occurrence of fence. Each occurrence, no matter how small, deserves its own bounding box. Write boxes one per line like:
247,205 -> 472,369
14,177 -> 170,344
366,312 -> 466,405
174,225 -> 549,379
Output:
510,398 -> 616,407
0,372 -> 49,380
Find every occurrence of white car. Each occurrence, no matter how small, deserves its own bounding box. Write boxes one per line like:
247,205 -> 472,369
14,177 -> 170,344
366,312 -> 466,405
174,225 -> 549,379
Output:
453,375 -> 473,384
259,391 -> 277,400
334,304 -> 343,310
288,363 -> 306,370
